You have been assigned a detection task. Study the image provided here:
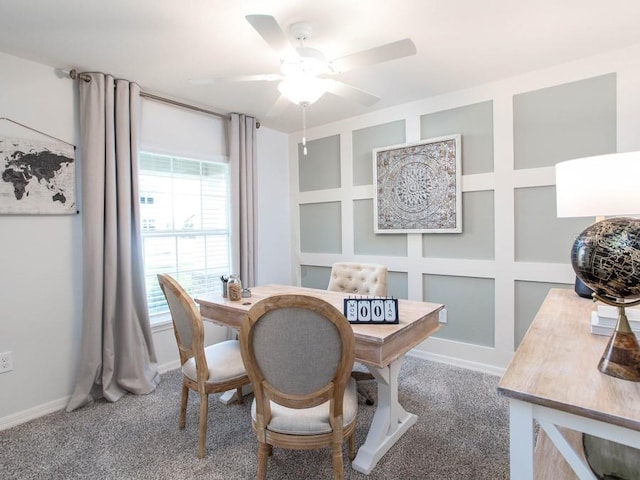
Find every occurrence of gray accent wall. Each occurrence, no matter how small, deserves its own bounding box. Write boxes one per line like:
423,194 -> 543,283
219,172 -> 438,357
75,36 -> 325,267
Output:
301,265 -> 332,290
422,191 -> 495,259
513,73 -> 616,169
515,281 -> 573,347
354,199 -> 408,256
421,101 -> 494,175
514,186 -> 593,263
388,271 -> 409,299
293,70 -> 621,368
352,120 -> 406,185
424,274 -> 495,347
299,202 -> 342,253
298,135 -> 341,191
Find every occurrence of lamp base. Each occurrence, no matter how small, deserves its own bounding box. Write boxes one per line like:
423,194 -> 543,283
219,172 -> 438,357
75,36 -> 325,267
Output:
592,297 -> 640,382
598,328 -> 640,382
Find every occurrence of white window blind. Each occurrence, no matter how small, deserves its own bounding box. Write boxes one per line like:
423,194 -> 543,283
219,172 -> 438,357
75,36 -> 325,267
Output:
139,152 -> 230,323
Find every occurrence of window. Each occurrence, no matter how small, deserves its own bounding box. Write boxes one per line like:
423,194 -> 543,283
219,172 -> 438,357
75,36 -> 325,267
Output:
138,152 -> 231,324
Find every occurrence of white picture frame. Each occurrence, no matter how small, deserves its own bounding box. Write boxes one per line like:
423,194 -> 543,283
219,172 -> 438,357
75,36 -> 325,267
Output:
373,134 -> 462,234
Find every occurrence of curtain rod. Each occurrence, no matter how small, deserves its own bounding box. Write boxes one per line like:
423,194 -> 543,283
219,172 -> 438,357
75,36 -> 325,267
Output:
68,69 -> 231,122
140,92 -> 227,120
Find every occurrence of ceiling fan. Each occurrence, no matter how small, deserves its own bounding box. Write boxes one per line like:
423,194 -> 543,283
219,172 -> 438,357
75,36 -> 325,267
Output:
211,14 -> 417,114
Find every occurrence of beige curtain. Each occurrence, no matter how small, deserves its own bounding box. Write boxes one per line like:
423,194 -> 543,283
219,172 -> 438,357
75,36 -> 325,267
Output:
228,113 -> 257,287
67,73 -> 159,412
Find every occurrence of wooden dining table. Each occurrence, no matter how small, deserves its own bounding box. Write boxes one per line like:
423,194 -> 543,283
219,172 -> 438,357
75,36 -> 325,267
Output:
195,284 -> 443,474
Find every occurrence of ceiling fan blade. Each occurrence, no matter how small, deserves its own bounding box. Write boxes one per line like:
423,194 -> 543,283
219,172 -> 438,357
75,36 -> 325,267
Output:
326,80 -> 380,107
330,38 -> 417,73
229,73 -> 284,82
265,94 -> 293,117
245,14 -> 297,57
189,73 -> 283,85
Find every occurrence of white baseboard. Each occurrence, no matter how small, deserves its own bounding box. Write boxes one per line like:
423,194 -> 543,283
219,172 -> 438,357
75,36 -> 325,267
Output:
0,395 -> 70,431
407,349 -> 506,377
1,360 -> 181,431
158,359 -> 180,374
1,355 -> 499,431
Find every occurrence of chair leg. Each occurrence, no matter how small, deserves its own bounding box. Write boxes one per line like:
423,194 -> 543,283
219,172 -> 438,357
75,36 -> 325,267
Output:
348,431 -> 356,461
257,441 -> 270,480
198,392 -> 208,458
236,386 -> 243,403
179,383 -> 189,429
331,441 -> 345,480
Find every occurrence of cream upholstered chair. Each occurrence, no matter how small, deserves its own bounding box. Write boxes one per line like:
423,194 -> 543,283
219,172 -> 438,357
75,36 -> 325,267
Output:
157,273 -> 251,458
328,262 -> 388,405
327,262 -> 388,297
239,294 -> 358,480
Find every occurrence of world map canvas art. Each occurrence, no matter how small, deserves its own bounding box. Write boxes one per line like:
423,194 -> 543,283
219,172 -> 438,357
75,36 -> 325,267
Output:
0,136 -> 76,214
373,135 -> 462,233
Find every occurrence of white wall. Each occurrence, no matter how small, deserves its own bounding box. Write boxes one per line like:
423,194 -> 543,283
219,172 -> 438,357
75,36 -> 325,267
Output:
0,52 -> 291,428
0,53 -> 82,426
256,126 -> 293,285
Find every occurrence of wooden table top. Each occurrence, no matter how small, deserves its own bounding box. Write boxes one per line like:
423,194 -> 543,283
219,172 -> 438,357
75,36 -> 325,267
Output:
498,288 -> 640,431
195,284 -> 443,368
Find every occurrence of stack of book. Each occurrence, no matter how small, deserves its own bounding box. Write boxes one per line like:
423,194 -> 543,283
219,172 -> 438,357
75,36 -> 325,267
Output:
590,304 -> 640,336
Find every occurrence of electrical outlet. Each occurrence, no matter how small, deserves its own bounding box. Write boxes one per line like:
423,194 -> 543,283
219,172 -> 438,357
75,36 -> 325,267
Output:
438,308 -> 448,324
0,351 -> 13,373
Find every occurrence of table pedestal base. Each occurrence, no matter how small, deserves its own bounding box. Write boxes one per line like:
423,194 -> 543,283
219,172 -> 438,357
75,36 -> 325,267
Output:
352,355 -> 417,474
219,384 -> 253,405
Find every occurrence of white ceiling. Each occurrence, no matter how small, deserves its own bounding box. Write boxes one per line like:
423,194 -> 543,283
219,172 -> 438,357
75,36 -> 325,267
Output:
1,0 -> 640,133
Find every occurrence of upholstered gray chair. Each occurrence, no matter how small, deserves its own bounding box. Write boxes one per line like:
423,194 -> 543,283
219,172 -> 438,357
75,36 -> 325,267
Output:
239,294 -> 358,480
157,273 -> 251,458
328,262 -> 388,405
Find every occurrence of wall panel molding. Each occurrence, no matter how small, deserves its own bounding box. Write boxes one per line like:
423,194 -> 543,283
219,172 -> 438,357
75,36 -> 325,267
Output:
288,44 -> 640,371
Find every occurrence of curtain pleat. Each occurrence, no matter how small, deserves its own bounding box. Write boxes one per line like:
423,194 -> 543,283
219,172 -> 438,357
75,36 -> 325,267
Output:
228,113 -> 257,288
67,73 -> 159,412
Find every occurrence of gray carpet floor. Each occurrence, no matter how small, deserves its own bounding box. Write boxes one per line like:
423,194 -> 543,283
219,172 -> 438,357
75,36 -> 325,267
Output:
1,356 -> 509,479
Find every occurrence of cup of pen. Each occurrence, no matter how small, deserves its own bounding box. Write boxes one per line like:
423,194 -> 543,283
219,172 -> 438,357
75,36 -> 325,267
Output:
220,275 -> 229,298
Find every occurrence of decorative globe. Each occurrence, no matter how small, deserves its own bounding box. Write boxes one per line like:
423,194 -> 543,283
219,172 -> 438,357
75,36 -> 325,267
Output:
571,217 -> 640,300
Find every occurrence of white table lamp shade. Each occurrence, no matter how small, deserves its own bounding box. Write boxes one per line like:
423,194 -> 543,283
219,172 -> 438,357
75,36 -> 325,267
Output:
555,151 -> 640,218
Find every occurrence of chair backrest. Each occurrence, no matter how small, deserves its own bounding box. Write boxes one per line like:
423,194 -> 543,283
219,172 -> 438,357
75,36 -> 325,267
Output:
240,294 -> 355,413
157,274 -> 207,378
327,262 -> 388,296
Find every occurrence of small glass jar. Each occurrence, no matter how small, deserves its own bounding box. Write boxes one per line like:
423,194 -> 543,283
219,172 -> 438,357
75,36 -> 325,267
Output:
228,274 -> 242,301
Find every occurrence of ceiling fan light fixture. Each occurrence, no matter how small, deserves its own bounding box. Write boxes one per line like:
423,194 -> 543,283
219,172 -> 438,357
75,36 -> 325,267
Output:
278,77 -> 327,105
243,14 -> 415,117
280,47 -> 327,77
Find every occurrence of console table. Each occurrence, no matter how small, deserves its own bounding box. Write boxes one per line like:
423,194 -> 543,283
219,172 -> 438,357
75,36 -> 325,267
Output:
498,288 -> 640,479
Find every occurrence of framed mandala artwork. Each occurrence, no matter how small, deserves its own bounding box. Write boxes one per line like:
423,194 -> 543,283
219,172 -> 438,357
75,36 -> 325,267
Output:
373,135 -> 462,234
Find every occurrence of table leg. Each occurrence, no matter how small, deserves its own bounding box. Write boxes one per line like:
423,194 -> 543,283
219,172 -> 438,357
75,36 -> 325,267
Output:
538,420 -> 597,479
509,399 -> 536,480
219,384 -> 253,405
351,355 -> 417,474
219,328 -> 252,404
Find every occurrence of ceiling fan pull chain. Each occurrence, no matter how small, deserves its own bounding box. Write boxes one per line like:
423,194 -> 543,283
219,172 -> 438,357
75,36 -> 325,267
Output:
302,103 -> 308,156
